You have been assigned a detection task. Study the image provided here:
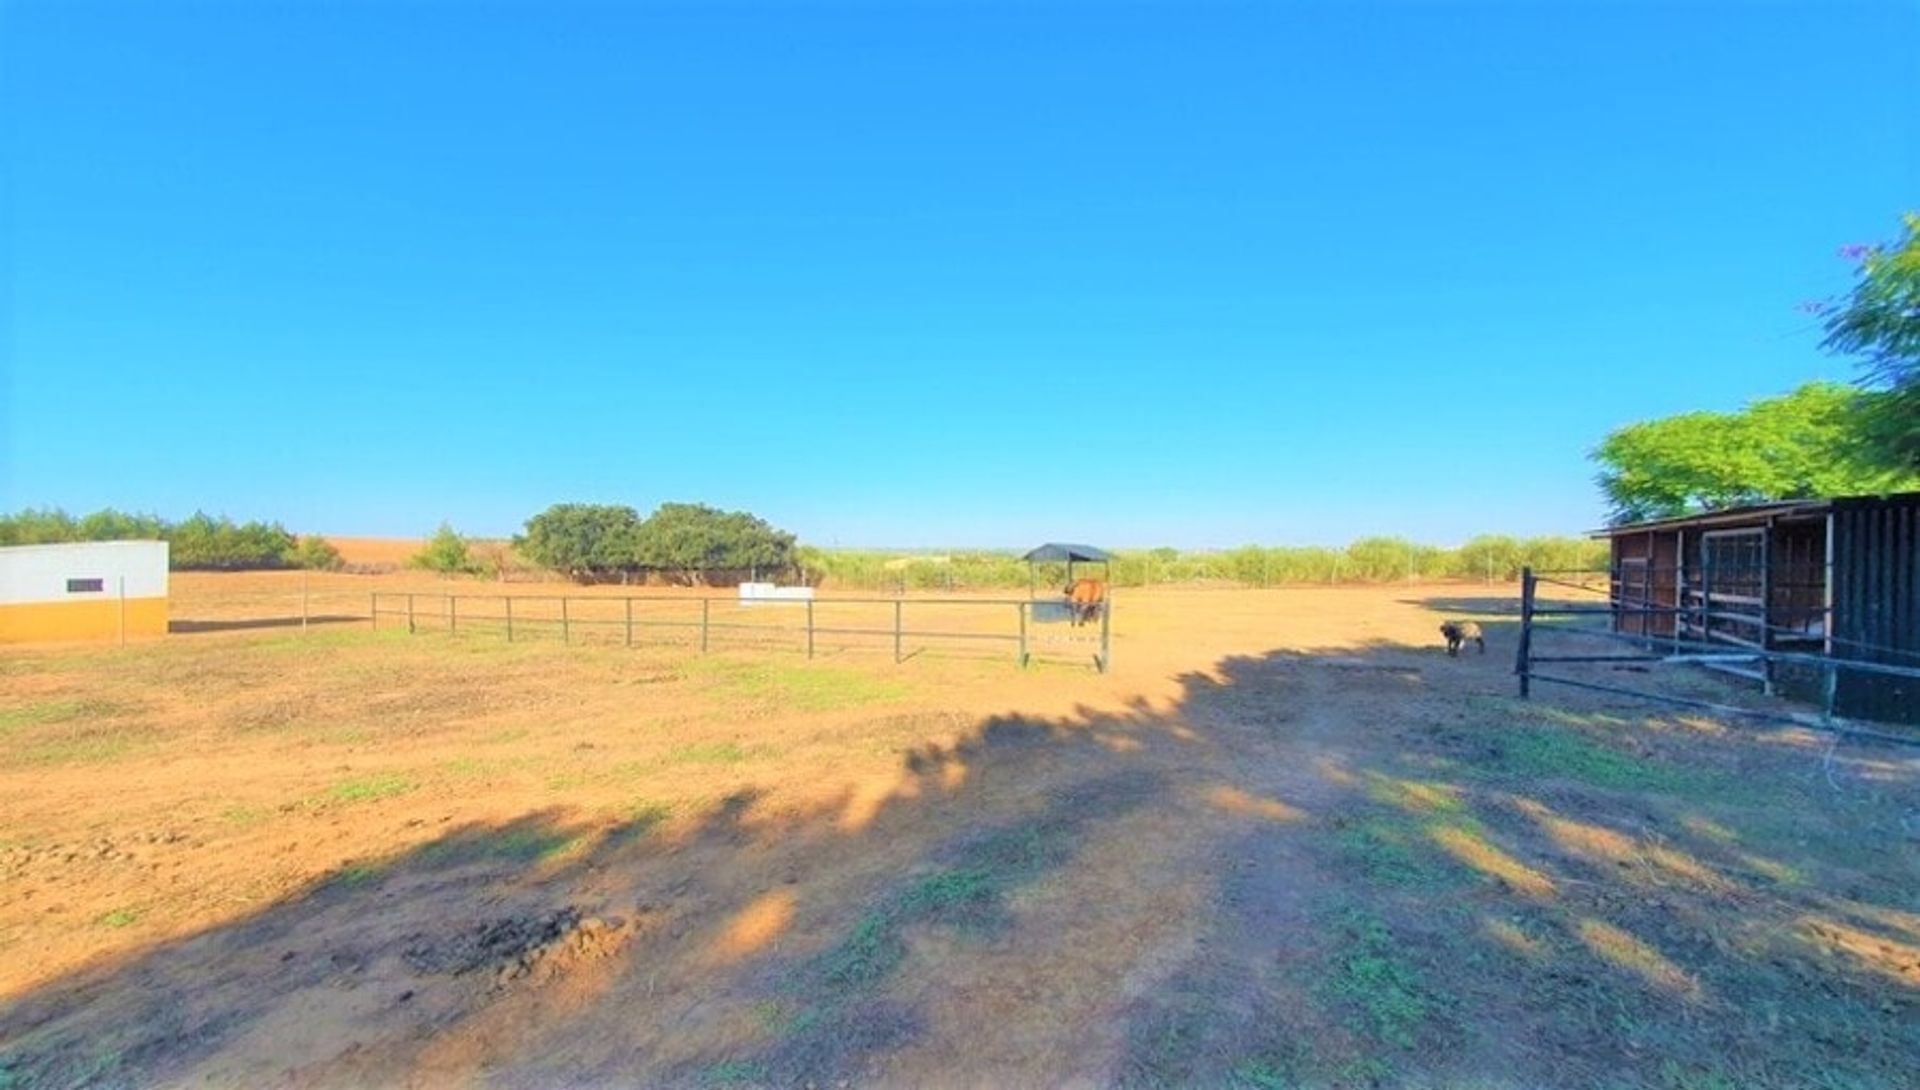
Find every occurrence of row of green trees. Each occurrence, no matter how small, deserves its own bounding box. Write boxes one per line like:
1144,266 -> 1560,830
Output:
0,508 -> 343,571
800,535 -> 1609,591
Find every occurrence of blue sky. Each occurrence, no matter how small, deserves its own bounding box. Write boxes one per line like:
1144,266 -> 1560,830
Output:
3,1 -> 1914,548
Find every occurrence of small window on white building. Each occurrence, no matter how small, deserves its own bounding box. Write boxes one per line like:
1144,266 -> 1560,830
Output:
67,578 -> 105,593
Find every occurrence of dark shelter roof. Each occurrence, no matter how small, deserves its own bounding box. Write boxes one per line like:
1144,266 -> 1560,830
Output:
1023,543 -> 1113,563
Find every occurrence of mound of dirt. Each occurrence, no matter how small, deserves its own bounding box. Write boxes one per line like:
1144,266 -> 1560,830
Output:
402,908 -> 630,987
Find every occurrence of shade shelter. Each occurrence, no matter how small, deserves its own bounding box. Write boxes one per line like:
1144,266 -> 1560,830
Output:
1023,543 -> 1113,599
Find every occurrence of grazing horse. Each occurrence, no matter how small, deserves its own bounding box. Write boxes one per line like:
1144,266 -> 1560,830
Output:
1440,620 -> 1485,657
1065,579 -> 1107,627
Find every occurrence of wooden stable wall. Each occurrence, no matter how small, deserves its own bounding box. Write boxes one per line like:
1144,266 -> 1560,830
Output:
1610,528 -> 1681,638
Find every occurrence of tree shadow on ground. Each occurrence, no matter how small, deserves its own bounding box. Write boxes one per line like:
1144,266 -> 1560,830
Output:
2,637 -> 1917,1089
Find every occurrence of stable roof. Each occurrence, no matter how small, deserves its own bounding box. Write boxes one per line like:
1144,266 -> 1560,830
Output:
1592,500 -> 1830,538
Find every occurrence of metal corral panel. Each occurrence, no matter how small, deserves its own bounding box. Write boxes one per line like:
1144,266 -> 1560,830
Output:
0,540 -> 170,643
1829,494 -> 1920,724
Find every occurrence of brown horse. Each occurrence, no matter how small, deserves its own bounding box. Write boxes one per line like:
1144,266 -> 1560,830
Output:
1065,579 -> 1107,627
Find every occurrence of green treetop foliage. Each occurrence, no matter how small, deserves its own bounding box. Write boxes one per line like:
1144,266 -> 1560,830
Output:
515,502 -> 799,584
1591,382 -> 1918,524
517,503 -> 648,581
632,503 -> 798,581
0,507 -> 343,570
288,535 -> 345,571
168,512 -> 298,570
1821,213 -> 1920,470
409,522 -> 484,575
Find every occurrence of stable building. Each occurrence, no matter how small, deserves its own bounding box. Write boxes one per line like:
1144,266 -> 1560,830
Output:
0,541 -> 169,644
1600,493 -> 1919,724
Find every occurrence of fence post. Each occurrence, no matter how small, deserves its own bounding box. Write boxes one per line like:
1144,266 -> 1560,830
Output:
561,597 -> 570,644
118,576 -> 127,648
1098,594 -> 1111,673
806,599 -> 815,659
625,597 -> 634,647
449,594 -> 456,636
1515,568 -> 1535,698
894,600 -> 903,663
302,571 -> 310,635
407,593 -> 415,634
701,598 -> 710,653
370,592 -> 377,631
1018,602 -> 1029,668
505,596 -> 514,642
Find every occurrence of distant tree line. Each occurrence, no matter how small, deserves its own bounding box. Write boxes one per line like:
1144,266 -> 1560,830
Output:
800,535 -> 1610,591
0,508 -> 343,571
4,503 -> 1608,586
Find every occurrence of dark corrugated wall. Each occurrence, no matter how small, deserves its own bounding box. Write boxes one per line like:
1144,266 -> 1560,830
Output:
1830,493 -> 1920,725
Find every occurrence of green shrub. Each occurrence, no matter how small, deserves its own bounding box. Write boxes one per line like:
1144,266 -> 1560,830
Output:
287,535 -> 344,571
409,522 -> 484,575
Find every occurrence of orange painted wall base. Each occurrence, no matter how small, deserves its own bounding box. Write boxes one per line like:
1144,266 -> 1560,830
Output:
0,598 -> 169,643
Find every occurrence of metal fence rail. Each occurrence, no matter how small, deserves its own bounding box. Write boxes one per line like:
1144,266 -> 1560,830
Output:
370,591 -> 1112,672
1514,567 -> 1920,746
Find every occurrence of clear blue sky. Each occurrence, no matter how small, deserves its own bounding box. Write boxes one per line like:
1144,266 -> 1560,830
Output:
3,2 -> 1914,548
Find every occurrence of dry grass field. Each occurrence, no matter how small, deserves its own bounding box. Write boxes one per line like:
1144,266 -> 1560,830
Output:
2,573 -> 1917,1089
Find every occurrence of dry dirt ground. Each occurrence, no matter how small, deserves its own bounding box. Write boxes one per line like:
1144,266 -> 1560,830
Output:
3,575 -> 1917,1089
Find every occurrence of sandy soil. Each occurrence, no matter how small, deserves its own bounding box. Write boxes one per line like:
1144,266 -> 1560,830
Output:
1,575 -> 1915,1089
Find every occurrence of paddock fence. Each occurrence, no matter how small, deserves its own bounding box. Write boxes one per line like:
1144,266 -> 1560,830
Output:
1513,566 -> 1920,745
369,591 -> 1112,673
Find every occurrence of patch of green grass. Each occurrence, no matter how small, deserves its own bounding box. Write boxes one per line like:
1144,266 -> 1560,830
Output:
0,699 -> 148,768
613,800 -> 674,839
255,629 -> 410,654
1323,910 -> 1436,1049
415,825 -> 583,868
328,861 -> 388,889
804,824 -> 1070,996
0,699 -> 119,735
699,1060 -> 766,1087
667,742 -> 752,765
1657,1062 -> 1739,1090
1333,816 -> 1455,888
687,658 -> 912,713
326,773 -> 416,803
7,732 -> 147,768
816,909 -> 905,990
1492,728 -> 1693,794
1229,1057 -> 1297,1089
96,906 -> 142,929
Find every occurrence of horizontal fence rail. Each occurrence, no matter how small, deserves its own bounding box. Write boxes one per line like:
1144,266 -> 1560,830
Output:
370,591 -> 1111,672
1514,567 -> 1920,746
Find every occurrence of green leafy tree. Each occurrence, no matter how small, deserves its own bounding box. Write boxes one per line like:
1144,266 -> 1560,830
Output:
409,522 -> 482,575
287,535 -> 345,571
517,503 -> 647,582
0,508 -> 79,545
632,503 -> 799,583
1591,382 -> 1916,524
167,512 -> 298,570
1821,213 -> 1920,470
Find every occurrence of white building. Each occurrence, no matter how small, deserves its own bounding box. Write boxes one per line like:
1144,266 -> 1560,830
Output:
0,540 -> 170,643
